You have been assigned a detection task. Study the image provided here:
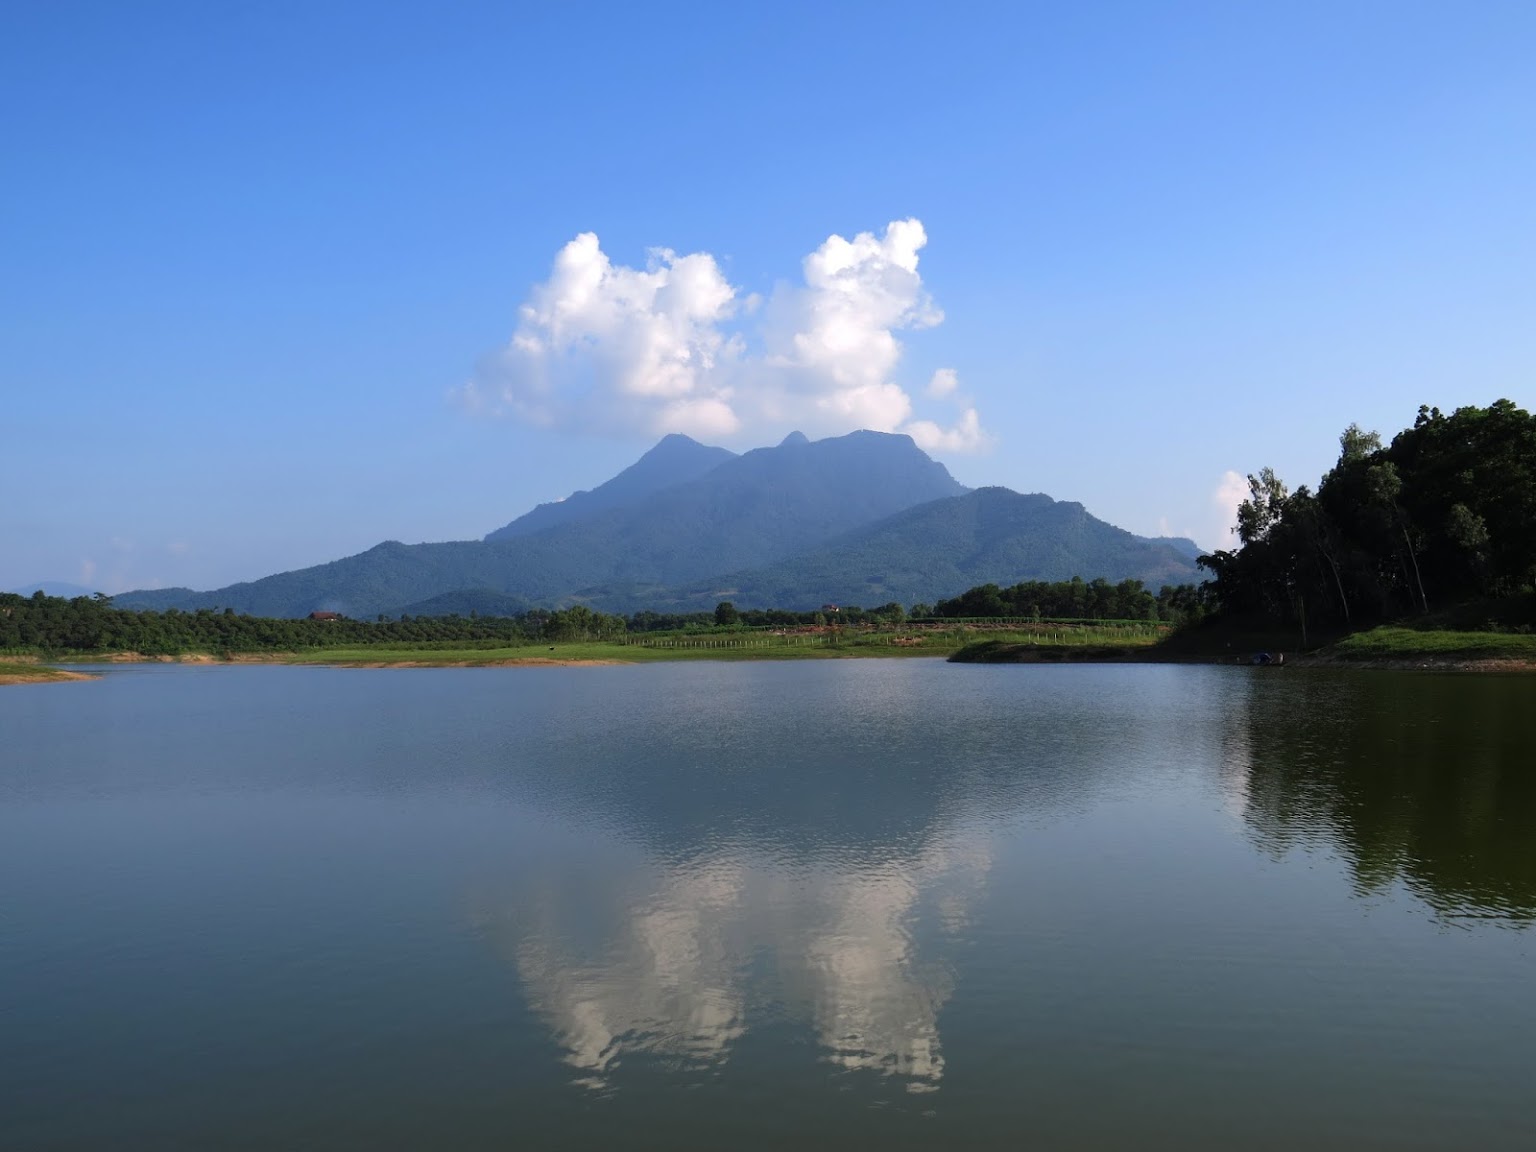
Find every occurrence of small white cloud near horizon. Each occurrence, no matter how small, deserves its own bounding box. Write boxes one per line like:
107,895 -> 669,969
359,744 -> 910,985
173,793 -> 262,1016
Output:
925,368 -> 959,398
456,219 -> 991,454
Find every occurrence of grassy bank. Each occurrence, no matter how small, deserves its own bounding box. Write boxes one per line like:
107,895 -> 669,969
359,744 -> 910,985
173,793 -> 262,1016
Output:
282,632 -> 985,665
949,606 -> 1536,670
1323,626 -> 1536,664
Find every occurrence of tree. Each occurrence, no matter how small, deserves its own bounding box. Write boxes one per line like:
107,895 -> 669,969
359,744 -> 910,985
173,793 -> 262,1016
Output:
714,601 -> 739,627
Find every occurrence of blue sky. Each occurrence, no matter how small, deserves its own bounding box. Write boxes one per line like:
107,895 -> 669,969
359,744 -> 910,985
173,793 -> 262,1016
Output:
4,1 -> 1533,594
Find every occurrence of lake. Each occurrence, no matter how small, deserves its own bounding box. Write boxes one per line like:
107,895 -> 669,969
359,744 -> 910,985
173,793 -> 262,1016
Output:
2,661 -> 1533,1150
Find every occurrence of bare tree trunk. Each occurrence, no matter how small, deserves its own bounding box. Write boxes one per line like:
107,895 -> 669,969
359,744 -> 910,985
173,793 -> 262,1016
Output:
1325,552 -> 1350,623
1403,526 -> 1429,614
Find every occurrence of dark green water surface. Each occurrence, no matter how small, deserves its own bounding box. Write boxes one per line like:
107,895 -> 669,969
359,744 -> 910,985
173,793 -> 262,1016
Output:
2,662 -> 1532,1150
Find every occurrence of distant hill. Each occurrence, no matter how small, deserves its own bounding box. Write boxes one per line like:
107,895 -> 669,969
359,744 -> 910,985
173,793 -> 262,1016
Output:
8,581 -> 101,598
113,540 -> 514,618
644,487 -> 1200,611
387,588 -> 533,619
486,433 -> 736,540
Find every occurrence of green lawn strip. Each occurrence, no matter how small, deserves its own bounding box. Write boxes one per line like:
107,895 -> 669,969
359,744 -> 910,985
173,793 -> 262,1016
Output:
1328,626 -> 1536,662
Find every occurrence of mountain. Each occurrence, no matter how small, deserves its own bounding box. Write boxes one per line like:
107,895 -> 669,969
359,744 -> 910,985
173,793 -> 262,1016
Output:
486,433 -> 736,540
115,430 -> 970,618
641,487 -> 1201,611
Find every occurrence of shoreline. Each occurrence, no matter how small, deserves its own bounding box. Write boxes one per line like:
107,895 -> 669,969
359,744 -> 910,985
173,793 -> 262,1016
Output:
21,641 -> 1536,674
946,644 -> 1536,673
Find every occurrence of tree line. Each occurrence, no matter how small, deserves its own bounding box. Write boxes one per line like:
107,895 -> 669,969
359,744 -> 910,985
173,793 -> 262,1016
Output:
1,580 -> 1203,656
0,594 -> 636,654
929,576 -> 1203,623
1198,400 -> 1536,632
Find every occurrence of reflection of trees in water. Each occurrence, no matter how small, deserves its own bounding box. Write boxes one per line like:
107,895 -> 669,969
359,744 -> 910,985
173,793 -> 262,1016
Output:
1241,673 -> 1536,921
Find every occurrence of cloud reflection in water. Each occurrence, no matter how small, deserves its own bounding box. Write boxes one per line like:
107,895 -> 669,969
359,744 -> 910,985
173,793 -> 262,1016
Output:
490,824 -> 992,1093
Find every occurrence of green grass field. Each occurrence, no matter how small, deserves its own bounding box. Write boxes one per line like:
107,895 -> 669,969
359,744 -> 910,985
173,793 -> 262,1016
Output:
1327,626 -> 1536,662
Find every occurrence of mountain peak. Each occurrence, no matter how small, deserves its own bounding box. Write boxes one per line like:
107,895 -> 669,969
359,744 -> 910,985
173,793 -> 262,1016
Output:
651,432 -> 709,452
779,431 -> 810,447
486,434 -> 736,542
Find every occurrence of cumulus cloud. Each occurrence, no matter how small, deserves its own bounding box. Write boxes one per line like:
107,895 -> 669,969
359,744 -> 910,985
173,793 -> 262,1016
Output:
459,219 -> 990,453
459,234 -> 744,439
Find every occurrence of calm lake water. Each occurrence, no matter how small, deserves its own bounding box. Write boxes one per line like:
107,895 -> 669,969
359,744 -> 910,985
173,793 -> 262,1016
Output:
2,661 -> 1533,1150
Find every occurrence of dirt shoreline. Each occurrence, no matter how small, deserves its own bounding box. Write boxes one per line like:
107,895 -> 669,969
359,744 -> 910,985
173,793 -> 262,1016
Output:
0,668 -> 98,685
319,657 -> 626,668
53,651 -> 628,669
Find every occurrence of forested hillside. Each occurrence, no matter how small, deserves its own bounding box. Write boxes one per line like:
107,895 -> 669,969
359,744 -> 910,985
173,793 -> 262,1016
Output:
658,487 -> 1199,610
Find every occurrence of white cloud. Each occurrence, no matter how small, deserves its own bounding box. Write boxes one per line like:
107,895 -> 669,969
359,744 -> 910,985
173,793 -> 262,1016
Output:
1212,470 -> 1248,544
459,220 -> 990,454
906,406 -> 991,454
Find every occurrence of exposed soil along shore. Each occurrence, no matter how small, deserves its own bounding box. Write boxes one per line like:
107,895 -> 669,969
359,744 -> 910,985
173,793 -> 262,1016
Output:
323,658 -> 627,668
